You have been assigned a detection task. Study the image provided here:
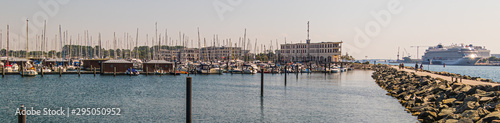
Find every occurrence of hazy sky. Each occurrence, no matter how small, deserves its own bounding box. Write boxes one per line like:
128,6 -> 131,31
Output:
0,0 -> 499,59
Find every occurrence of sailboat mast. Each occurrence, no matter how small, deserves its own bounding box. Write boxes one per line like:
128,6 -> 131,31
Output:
43,20 -> 46,58
135,28 -> 138,59
26,19 -> 29,60
99,33 -> 102,58
6,25 -> 9,63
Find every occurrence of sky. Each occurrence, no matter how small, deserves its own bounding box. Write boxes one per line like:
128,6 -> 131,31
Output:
0,0 -> 499,59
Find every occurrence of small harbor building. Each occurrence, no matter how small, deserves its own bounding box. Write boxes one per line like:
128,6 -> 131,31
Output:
101,59 -> 134,73
142,60 -> 174,73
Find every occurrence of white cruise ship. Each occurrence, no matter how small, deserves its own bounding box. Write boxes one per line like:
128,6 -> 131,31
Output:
422,44 -> 490,65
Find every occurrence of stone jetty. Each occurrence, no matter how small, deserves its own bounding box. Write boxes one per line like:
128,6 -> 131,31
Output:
371,65 -> 500,123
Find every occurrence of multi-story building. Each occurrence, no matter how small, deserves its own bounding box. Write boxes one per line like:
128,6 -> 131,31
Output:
159,48 -> 200,62
200,46 -> 250,61
159,46 -> 250,62
280,41 -> 342,62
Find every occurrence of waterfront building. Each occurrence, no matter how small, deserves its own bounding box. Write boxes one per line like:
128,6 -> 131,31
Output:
102,59 -> 133,73
199,46 -> 250,61
159,48 -> 200,62
280,41 -> 342,63
142,60 -> 174,73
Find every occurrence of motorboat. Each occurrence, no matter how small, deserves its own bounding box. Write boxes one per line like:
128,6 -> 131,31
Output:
125,68 -> 140,75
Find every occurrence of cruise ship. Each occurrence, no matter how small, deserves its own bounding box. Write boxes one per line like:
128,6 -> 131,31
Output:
421,44 -> 490,65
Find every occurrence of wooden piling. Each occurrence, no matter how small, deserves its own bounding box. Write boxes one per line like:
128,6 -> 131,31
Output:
186,77 -> 192,123
18,104 -> 26,123
145,67 -> 148,76
59,67 -> 62,77
113,67 -> 116,77
94,67 -> 96,77
328,63 -> 331,74
296,65 -> 298,79
40,67 -> 44,77
21,63 -> 24,77
261,68 -> 264,97
78,67 -> 81,77
129,67 -> 132,76
284,66 -> 287,86
2,67 -> 5,77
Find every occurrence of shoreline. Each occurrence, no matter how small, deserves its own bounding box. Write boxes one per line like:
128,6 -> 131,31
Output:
371,64 -> 500,122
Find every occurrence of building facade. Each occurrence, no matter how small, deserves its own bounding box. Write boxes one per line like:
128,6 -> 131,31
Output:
200,46 -> 250,61
160,48 -> 200,62
280,41 -> 342,62
158,47 -> 249,62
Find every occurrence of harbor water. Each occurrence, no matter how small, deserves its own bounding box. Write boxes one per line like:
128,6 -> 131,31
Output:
0,70 -> 417,122
386,63 -> 500,82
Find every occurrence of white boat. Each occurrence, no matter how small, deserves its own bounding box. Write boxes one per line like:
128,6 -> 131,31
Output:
422,44 -> 490,65
197,64 -> 223,74
21,62 -> 38,76
66,65 -> 77,71
11,63 -> 19,72
242,64 -> 258,74
52,66 -> 67,72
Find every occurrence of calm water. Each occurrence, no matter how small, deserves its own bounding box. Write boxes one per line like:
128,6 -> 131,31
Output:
386,63 -> 500,82
1,70 -> 417,122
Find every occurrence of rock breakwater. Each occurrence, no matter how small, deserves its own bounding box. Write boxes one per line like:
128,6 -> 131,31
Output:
371,65 -> 500,123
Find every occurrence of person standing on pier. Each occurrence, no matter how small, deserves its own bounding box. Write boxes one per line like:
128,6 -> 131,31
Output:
415,63 -> 418,72
443,63 -> 446,68
420,63 -> 423,72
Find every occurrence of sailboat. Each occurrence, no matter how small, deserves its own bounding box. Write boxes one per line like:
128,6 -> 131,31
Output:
21,19 -> 38,76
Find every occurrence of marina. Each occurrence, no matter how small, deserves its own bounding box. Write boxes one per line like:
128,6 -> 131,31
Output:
2,1 -> 500,122
0,69 -> 417,122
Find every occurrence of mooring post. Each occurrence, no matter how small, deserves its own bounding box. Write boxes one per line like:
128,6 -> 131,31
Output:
21,63 -> 24,77
78,66 -> 81,77
328,63 -> 331,74
186,77 -> 192,123
145,67 -> 148,76
129,67 -> 132,76
93,67 -> 96,77
3,67 -> 5,77
59,67 -> 62,77
18,104 -> 26,123
324,63 -> 327,75
261,68 -> 264,97
40,67 -> 44,77
113,67 -> 116,77
296,65 -> 298,79
284,66 -> 287,86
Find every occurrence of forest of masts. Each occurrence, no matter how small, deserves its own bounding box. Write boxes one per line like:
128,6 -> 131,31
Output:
0,22 -> 288,62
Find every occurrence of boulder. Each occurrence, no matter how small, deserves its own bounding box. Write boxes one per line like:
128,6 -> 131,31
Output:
443,98 -> 456,105
455,101 -> 477,114
457,118 -> 474,123
460,110 -> 480,121
438,108 -> 456,119
477,111 -> 500,123
477,107 -> 491,117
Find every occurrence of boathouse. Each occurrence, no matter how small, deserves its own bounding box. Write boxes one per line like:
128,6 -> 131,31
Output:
101,59 -> 133,73
142,60 -> 174,73
82,59 -> 109,70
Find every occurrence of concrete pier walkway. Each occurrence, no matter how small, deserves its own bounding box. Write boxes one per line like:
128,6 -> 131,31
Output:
390,66 -> 500,86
